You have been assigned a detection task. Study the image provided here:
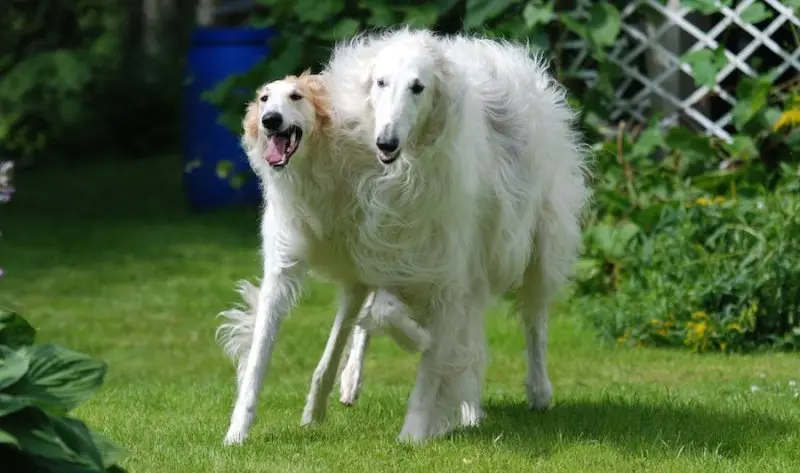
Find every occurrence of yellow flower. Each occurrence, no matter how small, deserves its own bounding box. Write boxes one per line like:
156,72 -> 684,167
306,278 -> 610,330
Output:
692,321 -> 708,337
713,195 -> 726,204
694,197 -> 711,207
774,109 -> 800,131
650,318 -> 661,327
692,310 -> 708,320
728,322 -> 744,333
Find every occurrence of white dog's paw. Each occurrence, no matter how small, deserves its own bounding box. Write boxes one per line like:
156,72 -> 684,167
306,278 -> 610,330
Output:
398,410 -> 429,443
416,329 -> 432,353
526,378 -> 553,411
223,427 -> 248,446
339,362 -> 362,407
460,402 -> 485,427
223,405 -> 255,446
300,400 -> 327,426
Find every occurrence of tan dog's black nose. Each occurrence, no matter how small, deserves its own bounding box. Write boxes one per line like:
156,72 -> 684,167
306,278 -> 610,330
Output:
261,112 -> 283,131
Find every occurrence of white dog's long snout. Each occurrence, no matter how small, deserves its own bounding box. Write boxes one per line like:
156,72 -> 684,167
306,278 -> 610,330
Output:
375,125 -> 400,159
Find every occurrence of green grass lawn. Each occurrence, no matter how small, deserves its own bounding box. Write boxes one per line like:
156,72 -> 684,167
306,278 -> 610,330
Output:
3,156 -> 799,472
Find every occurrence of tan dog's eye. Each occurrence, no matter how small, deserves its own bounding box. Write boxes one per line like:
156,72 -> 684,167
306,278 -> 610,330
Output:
259,95 -> 268,102
289,92 -> 303,101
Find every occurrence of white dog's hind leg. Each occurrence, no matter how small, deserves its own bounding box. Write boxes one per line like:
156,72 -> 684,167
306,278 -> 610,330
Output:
518,201 -> 581,411
224,264 -> 306,446
371,290 -> 431,353
339,325 -> 370,406
302,284 -> 369,425
339,289 -> 431,407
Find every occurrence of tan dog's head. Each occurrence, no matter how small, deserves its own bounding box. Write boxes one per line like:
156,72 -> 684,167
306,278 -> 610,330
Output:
243,70 -> 331,171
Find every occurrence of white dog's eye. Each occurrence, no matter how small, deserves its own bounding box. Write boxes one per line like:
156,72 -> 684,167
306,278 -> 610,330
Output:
259,95 -> 268,102
376,78 -> 386,88
289,92 -> 303,101
410,81 -> 425,95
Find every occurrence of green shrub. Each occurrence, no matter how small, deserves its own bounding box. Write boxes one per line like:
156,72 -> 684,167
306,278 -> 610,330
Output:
0,310 -> 127,472
584,169 -> 800,353
0,0 -> 185,161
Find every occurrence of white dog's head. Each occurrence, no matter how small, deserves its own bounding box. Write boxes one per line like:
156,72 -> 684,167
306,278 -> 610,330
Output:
242,71 -> 331,172
364,35 -> 449,165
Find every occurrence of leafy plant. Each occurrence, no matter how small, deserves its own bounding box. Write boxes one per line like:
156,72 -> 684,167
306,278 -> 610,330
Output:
0,310 -> 127,472
585,168 -> 800,353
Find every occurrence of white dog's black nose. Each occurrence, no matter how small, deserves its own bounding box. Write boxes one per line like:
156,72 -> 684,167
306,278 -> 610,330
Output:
376,135 -> 399,154
261,112 -> 283,131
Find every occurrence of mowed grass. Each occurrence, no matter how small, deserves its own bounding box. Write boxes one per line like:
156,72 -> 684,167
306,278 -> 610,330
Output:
2,155 -> 799,473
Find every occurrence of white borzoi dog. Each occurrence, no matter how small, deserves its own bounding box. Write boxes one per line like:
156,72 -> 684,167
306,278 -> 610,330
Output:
218,28 -> 589,445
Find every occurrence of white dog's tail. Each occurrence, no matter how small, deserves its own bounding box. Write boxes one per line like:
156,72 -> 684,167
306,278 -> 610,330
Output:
216,280 -> 260,376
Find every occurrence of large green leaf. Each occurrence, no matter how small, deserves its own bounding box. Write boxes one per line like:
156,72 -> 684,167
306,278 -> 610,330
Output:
0,393 -> 30,417
0,407 -> 110,473
90,430 -> 127,470
0,345 -> 30,390
4,344 -> 107,414
0,310 -> 37,348
0,427 -> 20,447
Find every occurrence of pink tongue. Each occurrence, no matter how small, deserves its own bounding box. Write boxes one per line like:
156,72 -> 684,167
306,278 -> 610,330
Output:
265,136 -> 289,165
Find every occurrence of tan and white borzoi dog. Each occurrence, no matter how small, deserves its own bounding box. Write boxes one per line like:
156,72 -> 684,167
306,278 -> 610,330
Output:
217,28 -> 590,445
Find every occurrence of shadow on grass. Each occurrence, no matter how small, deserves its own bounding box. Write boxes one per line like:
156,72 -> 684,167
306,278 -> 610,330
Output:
461,397 -> 793,459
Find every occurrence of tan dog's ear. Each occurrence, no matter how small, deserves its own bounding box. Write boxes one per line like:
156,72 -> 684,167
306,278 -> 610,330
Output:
242,100 -> 260,146
303,75 -> 332,128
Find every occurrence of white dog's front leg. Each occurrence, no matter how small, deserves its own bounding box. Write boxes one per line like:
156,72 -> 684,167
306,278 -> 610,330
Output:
399,348 -> 444,443
302,284 -> 369,425
224,264 -> 305,446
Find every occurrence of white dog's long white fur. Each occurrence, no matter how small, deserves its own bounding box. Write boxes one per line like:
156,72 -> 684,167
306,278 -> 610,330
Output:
219,28 -> 590,445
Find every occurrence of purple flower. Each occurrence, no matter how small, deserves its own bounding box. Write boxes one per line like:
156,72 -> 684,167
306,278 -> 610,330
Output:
0,160 -> 12,278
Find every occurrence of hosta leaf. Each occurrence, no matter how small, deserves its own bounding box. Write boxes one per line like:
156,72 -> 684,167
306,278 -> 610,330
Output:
0,408 -> 108,472
4,344 -> 107,414
0,346 -> 30,390
0,310 -> 37,348
90,430 -> 128,469
0,393 -> 30,417
0,427 -> 19,447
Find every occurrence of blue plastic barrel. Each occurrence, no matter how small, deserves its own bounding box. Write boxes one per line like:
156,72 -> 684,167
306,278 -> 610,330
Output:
183,27 -> 275,211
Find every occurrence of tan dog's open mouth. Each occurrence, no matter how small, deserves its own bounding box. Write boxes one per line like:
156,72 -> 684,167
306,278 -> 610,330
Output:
264,125 -> 303,168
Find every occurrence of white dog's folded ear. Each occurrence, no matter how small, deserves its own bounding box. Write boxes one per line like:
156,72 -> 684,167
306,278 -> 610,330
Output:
360,62 -> 374,93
